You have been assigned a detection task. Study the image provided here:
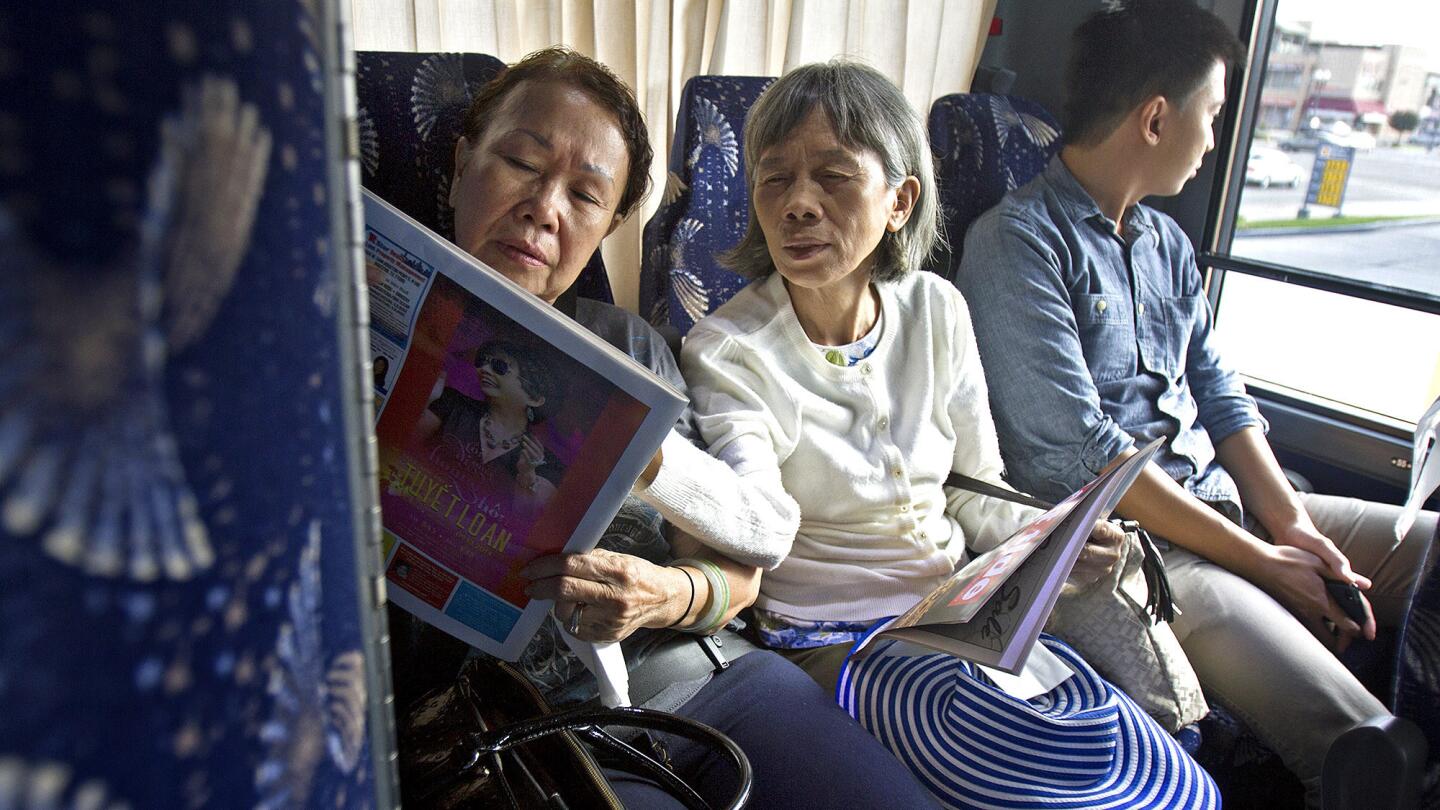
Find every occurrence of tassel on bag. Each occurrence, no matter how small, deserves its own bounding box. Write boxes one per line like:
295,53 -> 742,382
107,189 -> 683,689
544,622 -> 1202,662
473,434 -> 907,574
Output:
1118,520 -> 1175,624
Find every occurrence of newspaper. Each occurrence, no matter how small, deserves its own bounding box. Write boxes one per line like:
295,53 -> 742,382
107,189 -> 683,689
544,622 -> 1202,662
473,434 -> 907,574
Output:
1397,395 -> 1440,542
364,190 -> 685,662
852,439 -> 1163,674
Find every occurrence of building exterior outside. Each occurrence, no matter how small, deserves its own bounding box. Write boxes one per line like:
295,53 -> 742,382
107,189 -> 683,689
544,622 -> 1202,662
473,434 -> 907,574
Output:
1259,25 -> 1439,142
1258,21 -> 1315,133
1305,42 -> 1390,129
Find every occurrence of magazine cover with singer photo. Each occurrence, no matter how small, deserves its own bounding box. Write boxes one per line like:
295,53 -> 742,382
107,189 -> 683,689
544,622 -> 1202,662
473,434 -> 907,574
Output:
365,190 -> 684,660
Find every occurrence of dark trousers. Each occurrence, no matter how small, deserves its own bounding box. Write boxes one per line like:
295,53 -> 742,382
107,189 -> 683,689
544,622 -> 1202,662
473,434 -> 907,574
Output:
604,649 -> 938,808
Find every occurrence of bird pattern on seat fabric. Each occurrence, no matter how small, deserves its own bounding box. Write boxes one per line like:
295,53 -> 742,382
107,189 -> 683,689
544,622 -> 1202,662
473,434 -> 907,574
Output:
0,3 -> 377,807
640,75 -> 774,336
1392,522 -> 1440,805
925,93 -> 1061,281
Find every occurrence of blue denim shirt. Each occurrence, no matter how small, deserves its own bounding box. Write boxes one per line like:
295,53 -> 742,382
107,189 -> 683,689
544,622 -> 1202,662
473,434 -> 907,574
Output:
956,156 -> 1266,517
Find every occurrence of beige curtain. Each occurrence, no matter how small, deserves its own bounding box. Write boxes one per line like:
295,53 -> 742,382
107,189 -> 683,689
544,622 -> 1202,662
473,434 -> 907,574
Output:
352,0 -> 997,312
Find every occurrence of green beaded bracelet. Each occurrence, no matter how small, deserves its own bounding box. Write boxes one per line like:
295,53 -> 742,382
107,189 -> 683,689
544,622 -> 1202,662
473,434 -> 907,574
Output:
670,557 -> 729,635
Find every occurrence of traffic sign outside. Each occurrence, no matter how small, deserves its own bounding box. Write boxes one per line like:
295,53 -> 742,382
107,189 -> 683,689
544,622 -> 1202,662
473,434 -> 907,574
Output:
1300,143 -> 1355,217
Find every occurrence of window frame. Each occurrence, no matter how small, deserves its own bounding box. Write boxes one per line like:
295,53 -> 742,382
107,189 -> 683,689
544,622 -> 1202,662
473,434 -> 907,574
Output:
1193,0 -> 1432,486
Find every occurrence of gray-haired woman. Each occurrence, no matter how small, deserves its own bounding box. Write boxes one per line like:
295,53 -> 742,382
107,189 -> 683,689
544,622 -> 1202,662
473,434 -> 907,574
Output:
681,61 -> 1216,809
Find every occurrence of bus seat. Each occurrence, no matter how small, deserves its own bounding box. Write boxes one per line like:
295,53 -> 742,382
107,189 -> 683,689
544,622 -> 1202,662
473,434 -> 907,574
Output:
1323,715 -> 1427,810
1,3 -> 385,806
970,65 -> 1017,95
639,74 -> 775,338
925,93 -> 1062,281
356,50 -> 613,304
1390,517 -> 1440,806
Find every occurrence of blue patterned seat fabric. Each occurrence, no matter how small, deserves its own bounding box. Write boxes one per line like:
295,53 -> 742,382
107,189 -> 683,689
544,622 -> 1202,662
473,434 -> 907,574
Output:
356,50 -> 613,304
0,2 -> 380,807
640,75 -> 774,336
1391,521 -> 1440,806
926,93 -> 1062,280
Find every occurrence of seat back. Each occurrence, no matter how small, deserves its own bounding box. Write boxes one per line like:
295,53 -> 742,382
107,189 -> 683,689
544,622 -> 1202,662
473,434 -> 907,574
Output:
0,2 -> 388,806
1391,519 -> 1440,806
356,51 -> 613,303
927,93 -> 1062,280
639,75 -> 774,336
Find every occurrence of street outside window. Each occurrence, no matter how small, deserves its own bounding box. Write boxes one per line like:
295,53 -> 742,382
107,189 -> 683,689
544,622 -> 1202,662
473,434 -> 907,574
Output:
1213,0 -> 1440,425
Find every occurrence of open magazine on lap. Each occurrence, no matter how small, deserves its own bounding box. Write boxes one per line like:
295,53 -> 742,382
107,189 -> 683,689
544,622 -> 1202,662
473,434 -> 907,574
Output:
852,439 -> 1164,673
364,190 -> 685,661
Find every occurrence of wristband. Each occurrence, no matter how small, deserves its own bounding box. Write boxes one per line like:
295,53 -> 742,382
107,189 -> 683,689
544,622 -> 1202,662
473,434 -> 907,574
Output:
671,557 -> 729,635
665,564 -> 697,628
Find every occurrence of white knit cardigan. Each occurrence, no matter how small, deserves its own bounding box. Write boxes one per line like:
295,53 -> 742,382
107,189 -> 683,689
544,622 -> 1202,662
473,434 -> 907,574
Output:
677,271 -> 1039,622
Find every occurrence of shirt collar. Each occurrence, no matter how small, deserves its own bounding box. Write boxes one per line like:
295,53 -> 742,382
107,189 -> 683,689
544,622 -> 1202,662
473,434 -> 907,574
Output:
1042,155 -> 1158,246
1042,154 -> 1106,226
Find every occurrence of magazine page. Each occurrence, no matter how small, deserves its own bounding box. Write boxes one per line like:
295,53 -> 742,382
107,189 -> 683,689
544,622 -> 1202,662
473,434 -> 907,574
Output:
363,190 -> 686,661
884,478 -> 1101,631
1396,395 -> 1439,540
853,440 -> 1164,672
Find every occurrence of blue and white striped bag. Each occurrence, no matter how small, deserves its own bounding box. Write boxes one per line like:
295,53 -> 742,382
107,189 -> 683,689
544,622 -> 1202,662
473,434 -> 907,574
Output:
838,633 -> 1219,810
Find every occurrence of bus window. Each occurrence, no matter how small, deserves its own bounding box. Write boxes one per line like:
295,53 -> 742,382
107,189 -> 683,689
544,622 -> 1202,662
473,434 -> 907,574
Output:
1208,0 -> 1440,426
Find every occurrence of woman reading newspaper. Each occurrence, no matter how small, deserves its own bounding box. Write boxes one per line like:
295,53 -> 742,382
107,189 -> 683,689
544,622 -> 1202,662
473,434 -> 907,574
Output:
389,47 -> 941,808
679,62 -> 1218,809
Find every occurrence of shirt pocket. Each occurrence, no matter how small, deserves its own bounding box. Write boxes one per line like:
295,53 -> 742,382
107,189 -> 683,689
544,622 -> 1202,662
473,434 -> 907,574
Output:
1073,293 -> 1133,383
1158,294 -> 1204,376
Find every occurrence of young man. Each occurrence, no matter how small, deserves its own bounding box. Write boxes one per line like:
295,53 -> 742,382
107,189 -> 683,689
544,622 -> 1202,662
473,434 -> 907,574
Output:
956,0 -> 1436,802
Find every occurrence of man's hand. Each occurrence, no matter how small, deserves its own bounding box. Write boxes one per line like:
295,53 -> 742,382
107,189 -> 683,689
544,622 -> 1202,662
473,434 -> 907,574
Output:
1067,519 -> 1126,590
1251,541 -> 1375,653
1213,426 -> 1376,652
1264,518 -> 1375,652
522,548 -> 689,643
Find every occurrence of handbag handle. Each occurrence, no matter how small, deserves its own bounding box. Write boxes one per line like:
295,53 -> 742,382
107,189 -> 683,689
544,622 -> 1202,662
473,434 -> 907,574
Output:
408,660 -> 753,810
945,472 -> 1175,623
472,705 -> 753,810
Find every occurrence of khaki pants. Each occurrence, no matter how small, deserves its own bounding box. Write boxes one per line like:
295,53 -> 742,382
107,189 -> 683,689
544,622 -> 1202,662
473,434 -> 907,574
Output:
1165,493 -> 1437,807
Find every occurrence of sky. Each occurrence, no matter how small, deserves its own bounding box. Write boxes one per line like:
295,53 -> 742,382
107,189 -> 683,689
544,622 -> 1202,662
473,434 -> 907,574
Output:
1277,0 -> 1440,51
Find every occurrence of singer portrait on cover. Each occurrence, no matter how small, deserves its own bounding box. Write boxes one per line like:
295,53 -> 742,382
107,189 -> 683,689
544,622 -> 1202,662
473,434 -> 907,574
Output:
416,336 -> 563,514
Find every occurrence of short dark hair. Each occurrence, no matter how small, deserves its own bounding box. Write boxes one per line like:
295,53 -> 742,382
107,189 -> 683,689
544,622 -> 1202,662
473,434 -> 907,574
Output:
460,47 -> 653,220
1064,0 -> 1246,146
475,338 -> 557,422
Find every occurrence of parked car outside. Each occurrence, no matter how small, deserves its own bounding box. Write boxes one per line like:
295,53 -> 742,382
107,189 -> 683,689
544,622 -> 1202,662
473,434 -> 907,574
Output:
1280,130 -> 1322,151
1246,147 -> 1305,188
1280,127 -> 1376,153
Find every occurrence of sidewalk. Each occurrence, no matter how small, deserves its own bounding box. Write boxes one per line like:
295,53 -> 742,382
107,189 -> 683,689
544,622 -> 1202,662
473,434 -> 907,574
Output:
1231,221 -> 1440,296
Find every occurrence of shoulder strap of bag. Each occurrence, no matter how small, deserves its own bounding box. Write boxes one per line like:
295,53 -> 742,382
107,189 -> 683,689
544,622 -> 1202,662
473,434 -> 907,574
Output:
944,472 -> 1051,510
944,472 -> 1175,623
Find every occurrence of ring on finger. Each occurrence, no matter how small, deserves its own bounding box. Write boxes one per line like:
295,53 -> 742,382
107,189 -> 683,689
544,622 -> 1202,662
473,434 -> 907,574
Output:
567,602 -> 586,635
